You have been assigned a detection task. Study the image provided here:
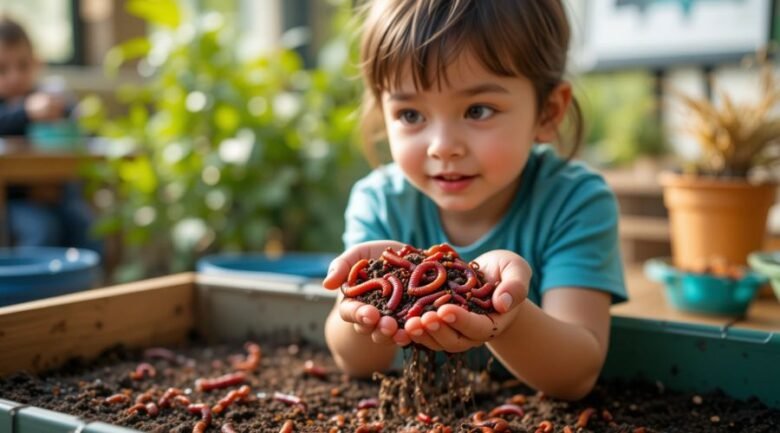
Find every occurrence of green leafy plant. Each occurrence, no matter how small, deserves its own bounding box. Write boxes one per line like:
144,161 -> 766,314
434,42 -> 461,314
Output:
78,0 -> 367,281
577,72 -> 667,166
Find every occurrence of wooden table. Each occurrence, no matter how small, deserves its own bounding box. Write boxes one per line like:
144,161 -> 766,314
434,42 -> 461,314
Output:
0,137 -> 104,246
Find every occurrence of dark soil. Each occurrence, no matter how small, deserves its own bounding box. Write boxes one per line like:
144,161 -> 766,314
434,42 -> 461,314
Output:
343,244 -> 496,327
1,340 -> 778,433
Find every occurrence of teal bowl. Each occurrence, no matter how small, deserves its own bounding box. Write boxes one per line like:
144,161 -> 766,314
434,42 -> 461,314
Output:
748,252 -> 780,302
0,247 -> 101,307
27,120 -> 84,151
644,257 -> 766,316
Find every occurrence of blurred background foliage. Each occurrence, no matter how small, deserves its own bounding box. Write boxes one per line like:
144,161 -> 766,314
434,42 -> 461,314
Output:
576,71 -> 668,166
78,0 -> 367,282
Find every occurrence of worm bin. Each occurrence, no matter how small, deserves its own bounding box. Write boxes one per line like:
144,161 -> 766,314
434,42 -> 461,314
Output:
0,268 -> 778,432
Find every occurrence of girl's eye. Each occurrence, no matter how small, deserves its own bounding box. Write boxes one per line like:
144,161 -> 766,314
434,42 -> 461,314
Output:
465,105 -> 495,120
398,109 -> 424,125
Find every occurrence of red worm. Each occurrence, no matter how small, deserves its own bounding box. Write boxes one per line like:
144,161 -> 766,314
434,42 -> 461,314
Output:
423,251 -> 444,262
433,293 -> 452,308
173,395 -> 191,406
355,422 -> 384,433
129,362 -> 156,380
535,420 -> 553,433
188,404 -> 212,432
126,402 -> 158,417
406,291 -> 449,319
383,249 -> 416,270
279,420 -> 295,433
135,389 -> 155,404
158,387 -> 183,408
417,412 -> 433,424
221,423 -> 239,433
425,243 -> 458,257
104,394 -> 129,405
303,360 -> 327,378
452,293 -> 468,305
273,392 -> 307,410
470,297 -> 493,310
193,421 -> 208,433
446,261 -> 478,294
408,261 -> 447,296
488,404 -> 524,418
384,274 -> 404,311
233,342 -> 262,372
195,372 -> 246,392
398,245 -> 416,256
212,385 -> 251,414
348,259 -> 370,286
471,282 -> 496,298
342,278 -> 392,297
576,408 -> 596,428
357,398 -> 379,409
143,347 -> 178,363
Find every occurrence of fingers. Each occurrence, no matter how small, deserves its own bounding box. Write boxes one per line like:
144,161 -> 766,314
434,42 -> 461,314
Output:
436,304 -> 499,342
405,318 -> 444,351
323,240 -> 406,290
404,314 -> 480,352
370,316 -> 398,344
473,250 -> 531,314
339,299 -> 380,327
420,311 -> 480,353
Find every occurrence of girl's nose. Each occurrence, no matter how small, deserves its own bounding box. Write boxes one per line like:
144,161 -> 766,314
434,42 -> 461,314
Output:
426,125 -> 466,160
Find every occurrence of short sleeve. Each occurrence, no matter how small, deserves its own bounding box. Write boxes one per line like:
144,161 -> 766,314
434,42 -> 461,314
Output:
539,179 -> 627,303
342,177 -> 391,249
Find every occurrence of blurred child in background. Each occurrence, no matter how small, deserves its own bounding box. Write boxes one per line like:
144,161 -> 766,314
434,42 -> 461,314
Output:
0,16 -> 100,253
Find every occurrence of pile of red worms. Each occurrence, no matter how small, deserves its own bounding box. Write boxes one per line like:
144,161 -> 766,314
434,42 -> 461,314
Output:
340,243 -> 498,324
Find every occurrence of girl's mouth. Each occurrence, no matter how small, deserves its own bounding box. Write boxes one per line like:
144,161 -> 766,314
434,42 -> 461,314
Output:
431,174 -> 476,193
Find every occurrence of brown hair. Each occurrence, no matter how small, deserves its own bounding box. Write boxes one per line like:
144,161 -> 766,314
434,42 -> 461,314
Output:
0,16 -> 32,50
358,0 -> 583,165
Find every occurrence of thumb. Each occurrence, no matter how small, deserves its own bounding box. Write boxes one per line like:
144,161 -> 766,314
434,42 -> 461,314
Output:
322,256 -> 351,290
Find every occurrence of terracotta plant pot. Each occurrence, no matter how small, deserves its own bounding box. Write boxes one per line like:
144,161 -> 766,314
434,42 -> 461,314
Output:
659,172 -> 776,270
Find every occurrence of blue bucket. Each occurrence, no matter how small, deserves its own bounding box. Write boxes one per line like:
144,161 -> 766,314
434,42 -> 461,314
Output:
197,252 -> 336,284
644,257 -> 766,316
0,247 -> 101,307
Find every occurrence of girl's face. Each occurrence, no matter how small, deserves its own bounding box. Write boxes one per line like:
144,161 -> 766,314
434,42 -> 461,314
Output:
381,51 -> 543,218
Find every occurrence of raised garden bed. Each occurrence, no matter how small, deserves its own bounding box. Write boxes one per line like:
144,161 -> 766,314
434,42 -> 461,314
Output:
0,272 -> 778,432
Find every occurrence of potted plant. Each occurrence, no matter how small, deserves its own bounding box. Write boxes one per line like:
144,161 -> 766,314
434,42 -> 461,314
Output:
661,56 -> 779,272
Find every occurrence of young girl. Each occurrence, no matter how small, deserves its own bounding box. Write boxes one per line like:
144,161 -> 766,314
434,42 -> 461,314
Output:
323,0 -> 626,400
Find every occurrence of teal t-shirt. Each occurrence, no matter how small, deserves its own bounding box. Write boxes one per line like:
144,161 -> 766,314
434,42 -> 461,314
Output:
343,145 -> 627,305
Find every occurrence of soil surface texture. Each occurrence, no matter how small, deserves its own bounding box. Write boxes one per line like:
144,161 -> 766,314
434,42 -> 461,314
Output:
1,340 -> 778,433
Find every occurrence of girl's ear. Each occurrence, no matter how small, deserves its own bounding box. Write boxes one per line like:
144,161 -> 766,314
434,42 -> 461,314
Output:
534,81 -> 572,143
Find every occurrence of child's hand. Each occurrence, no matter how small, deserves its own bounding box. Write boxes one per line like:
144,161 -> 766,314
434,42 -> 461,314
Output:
323,240 -> 412,346
25,92 -> 66,122
404,250 -> 531,352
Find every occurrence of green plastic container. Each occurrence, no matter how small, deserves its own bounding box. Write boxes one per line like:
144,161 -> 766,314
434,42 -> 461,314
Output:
645,257 -> 766,315
748,251 -> 780,302
602,317 -> 780,408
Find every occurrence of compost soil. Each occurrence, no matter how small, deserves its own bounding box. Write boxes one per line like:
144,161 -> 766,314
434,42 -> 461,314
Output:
1,340 -> 778,433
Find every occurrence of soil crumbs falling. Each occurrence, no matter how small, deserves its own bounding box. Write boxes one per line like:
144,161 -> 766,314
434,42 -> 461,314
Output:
0,341 -> 778,433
